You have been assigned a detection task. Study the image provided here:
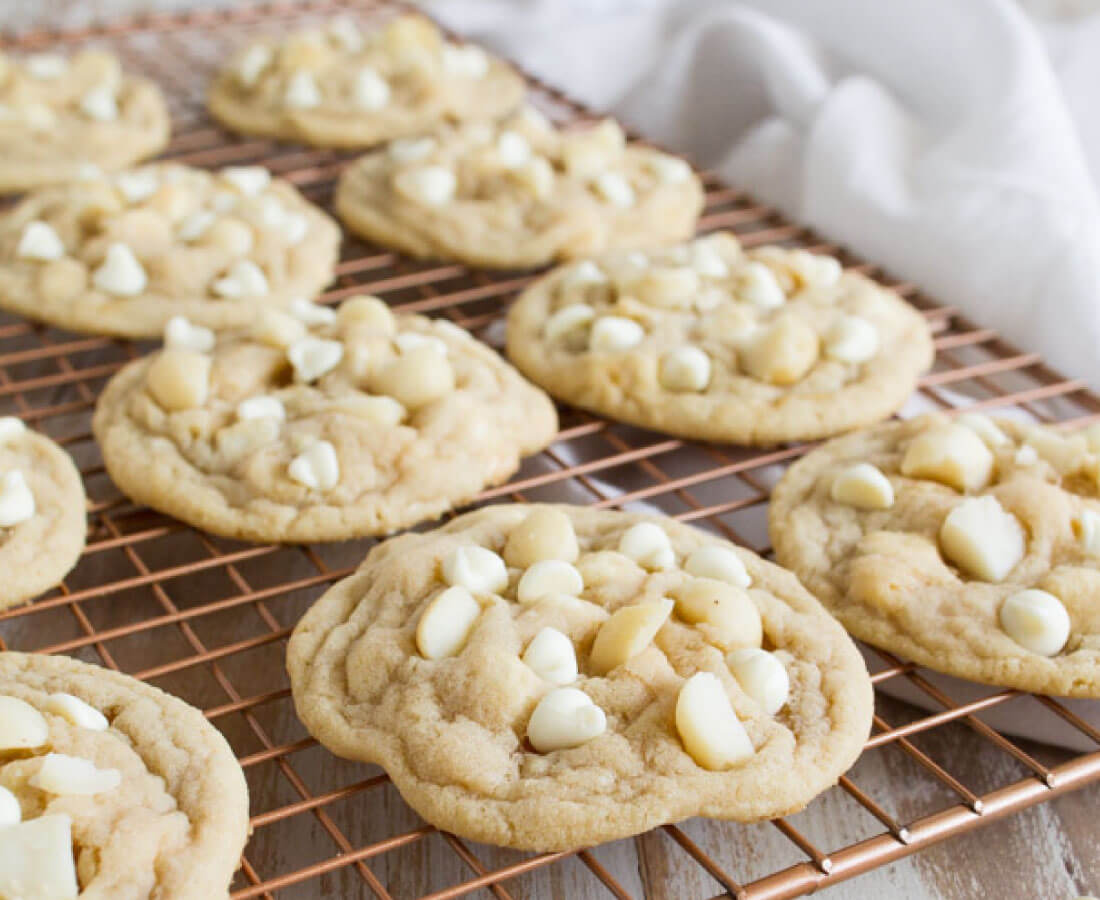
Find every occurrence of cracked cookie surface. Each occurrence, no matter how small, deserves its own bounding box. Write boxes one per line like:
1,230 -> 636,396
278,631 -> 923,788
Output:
771,413 -> 1100,696
287,503 -> 872,851
506,233 -> 934,444
0,162 -> 339,338
334,108 -> 704,269
208,15 -> 523,149
0,651 -> 249,899
0,50 -> 169,192
92,297 -> 558,542
0,418 -> 85,610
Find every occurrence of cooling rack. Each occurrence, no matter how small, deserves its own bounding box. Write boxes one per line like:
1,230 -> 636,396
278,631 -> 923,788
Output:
2,1 -> 1100,897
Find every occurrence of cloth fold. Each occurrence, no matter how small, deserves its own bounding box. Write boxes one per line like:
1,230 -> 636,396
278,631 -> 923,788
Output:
424,0 -> 1100,390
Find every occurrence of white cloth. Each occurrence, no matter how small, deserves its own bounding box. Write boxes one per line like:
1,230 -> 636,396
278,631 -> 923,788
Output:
424,0 -> 1100,391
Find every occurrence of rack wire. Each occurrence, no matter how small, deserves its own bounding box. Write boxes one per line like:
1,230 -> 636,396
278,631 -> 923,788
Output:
3,2 -> 1100,897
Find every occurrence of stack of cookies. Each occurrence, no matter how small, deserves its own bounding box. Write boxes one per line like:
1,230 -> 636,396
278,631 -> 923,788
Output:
0,10 -> 1085,895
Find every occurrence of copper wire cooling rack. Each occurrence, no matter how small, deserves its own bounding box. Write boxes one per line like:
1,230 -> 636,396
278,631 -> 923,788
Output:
3,2 -> 1100,897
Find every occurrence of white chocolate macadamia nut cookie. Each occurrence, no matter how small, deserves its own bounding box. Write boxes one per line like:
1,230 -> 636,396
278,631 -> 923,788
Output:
208,15 -> 524,148
92,297 -> 557,542
0,417 -> 86,611
507,233 -> 934,444
334,108 -> 705,269
771,412 -> 1100,696
287,504 -> 871,851
0,652 -> 248,899
0,51 -> 170,192
0,162 -> 339,338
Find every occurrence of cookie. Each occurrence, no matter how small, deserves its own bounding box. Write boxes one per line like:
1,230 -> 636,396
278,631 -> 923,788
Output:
287,503 -> 872,851
506,233 -> 934,444
0,417 -> 85,610
208,15 -> 524,149
0,50 -> 170,192
0,162 -> 339,338
334,107 -> 704,269
0,651 -> 249,899
92,296 -> 558,543
770,412 -> 1100,697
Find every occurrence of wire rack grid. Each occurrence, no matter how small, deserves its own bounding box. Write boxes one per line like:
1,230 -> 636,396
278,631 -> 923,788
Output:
2,2 -> 1100,898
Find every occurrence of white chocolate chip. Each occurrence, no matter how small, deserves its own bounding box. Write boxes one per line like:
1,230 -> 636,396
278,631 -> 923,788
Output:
163,315 -> 215,353
617,522 -> 675,570
789,249 -> 842,288
114,169 -> 160,204
522,627 -> 578,685
999,589 -> 1070,656
25,53 -> 67,79
441,43 -> 489,79
373,345 -> 455,409
559,260 -> 607,290
329,394 -> 405,426
672,578 -> 763,650
258,197 -> 309,245
210,190 -> 238,214
527,687 -> 606,753
739,315 -> 819,385
646,154 -> 692,185
1072,509 -> 1100,555
393,332 -> 447,356
212,259 -> 269,298
253,309 -> 306,349
505,507 -> 581,568
0,696 -> 48,750
1015,445 -> 1039,466
544,303 -> 596,343
683,545 -> 751,588
287,336 -> 343,383
589,316 -> 644,352
328,16 -> 363,52
957,412 -> 1010,447
495,130 -> 531,168
830,462 -> 895,510
0,815 -> 78,900
339,295 -> 395,331
45,694 -> 108,731
145,349 -> 211,411
727,648 -> 789,715
824,314 -> 879,364
0,418 -> 26,444
284,70 -> 322,108
940,495 -> 1025,582
16,221 -> 64,261
30,754 -> 121,796
177,210 -> 216,242
1025,427 -> 1089,474
659,346 -> 711,392
901,423 -> 994,493
288,297 -> 337,326
0,471 -> 35,528
394,166 -> 456,207
689,240 -> 729,278
79,85 -> 118,122
236,44 -> 273,86
0,785 -> 19,827
515,105 -> 553,133
593,171 -> 635,208
628,266 -> 699,309
220,166 -> 271,196
92,242 -> 147,296
237,395 -> 285,422
514,156 -> 555,199
416,586 -> 481,660
288,440 -> 339,491
216,416 -> 279,462
737,261 -> 786,309
589,597 -> 674,675
388,136 -> 437,164
442,545 -> 509,596
675,672 -> 754,770
354,66 -> 391,110
563,120 -> 625,177
516,560 -> 584,604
